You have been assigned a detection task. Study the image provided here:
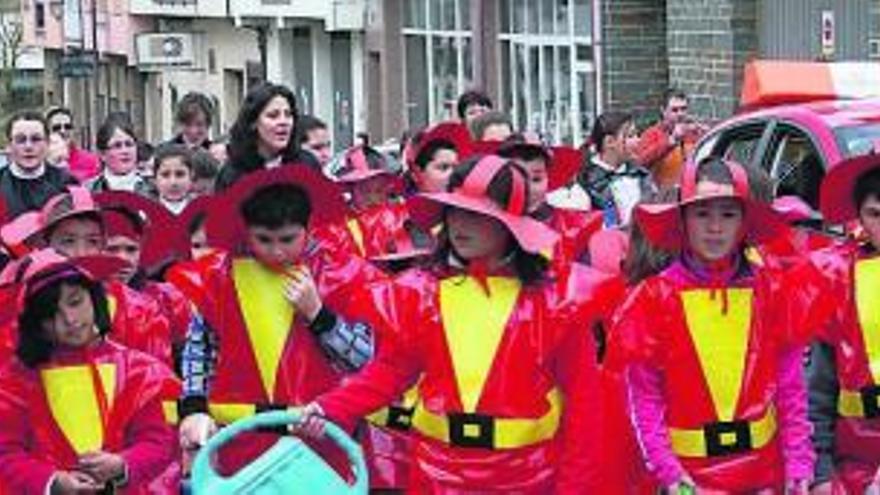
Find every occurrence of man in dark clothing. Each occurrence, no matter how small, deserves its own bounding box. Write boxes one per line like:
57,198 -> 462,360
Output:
1,111 -> 77,220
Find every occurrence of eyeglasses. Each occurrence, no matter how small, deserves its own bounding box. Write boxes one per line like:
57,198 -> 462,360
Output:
12,134 -> 46,145
107,139 -> 136,150
50,123 -> 74,132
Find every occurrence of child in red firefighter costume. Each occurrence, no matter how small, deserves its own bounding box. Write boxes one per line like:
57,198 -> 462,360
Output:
796,154 -> 880,493
299,154 -> 605,493
93,191 -> 194,365
176,165 -> 379,478
0,249 -> 179,494
0,186 -> 173,365
610,156 -> 815,492
403,121 -> 474,195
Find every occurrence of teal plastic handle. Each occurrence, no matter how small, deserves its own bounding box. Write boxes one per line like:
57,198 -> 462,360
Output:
191,409 -> 367,493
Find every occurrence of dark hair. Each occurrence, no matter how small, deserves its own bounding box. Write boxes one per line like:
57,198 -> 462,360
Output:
498,135 -> 548,163
665,88 -> 688,107
414,138 -> 457,170
695,156 -> 735,186
433,156 -> 548,285
6,110 -> 48,139
191,150 -> 220,181
623,189 -> 678,285
469,111 -> 513,141
188,211 -> 207,236
45,106 -> 73,123
153,144 -> 194,174
137,142 -> 155,163
43,211 -> 105,243
338,146 -> 389,177
227,83 -> 300,173
854,167 -> 880,213
175,92 -> 214,126
456,90 -> 493,120
16,273 -> 111,368
240,183 -> 311,230
589,111 -> 632,154
295,115 -> 327,146
96,115 -> 137,151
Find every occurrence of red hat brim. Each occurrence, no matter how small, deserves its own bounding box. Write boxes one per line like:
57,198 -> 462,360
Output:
0,211 -> 42,257
635,195 -> 788,251
0,249 -> 130,287
772,195 -> 820,224
206,165 -> 346,251
409,192 -> 559,254
94,191 -> 186,270
820,153 -> 880,223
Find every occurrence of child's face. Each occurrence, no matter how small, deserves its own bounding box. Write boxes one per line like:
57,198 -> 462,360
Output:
48,217 -> 104,258
104,235 -> 141,283
246,223 -> 307,268
417,148 -> 457,193
190,226 -> 212,260
156,156 -> 193,202
41,282 -> 98,349
859,194 -> 880,251
351,176 -> 393,211
515,157 -> 549,212
683,190 -> 744,262
446,208 -> 511,262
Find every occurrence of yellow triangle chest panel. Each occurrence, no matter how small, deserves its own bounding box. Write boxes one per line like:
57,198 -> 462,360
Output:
680,288 -> 753,421
347,218 -> 365,256
856,257 -> 880,380
439,276 -> 521,412
41,363 -> 116,454
233,259 -> 296,402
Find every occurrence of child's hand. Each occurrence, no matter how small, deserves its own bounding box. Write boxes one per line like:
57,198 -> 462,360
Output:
284,266 -> 323,322
290,402 -> 326,439
77,451 -> 126,485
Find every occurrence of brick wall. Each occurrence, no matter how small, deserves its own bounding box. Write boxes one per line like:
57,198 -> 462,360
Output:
602,0 -> 668,125
666,0 -> 758,122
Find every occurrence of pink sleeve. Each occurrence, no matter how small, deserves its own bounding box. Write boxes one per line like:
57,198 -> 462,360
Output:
775,347 -> 816,482
625,363 -> 687,487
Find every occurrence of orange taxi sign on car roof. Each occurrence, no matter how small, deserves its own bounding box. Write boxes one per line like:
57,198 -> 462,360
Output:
740,60 -> 880,111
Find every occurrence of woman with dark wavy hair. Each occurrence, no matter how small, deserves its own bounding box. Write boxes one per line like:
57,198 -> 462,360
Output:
215,83 -> 302,190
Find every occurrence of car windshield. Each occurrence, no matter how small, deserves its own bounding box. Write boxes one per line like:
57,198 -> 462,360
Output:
835,123 -> 880,158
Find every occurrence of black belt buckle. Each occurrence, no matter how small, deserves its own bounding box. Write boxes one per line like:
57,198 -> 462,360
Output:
256,403 -> 289,435
448,412 -> 494,449
703,419 -> 752,457
861,385 -> 880,418
386,405 -> 414,431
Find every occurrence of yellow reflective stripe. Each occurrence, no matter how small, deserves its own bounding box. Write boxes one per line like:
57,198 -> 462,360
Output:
208,403 -> 257,425
107,293 -> 117,320
232,259 -> 295,402
162,401 -> 179,424
540,247 -> 553,261
411,389 -> 562,449
744,247 -> 764,266
440,276 -> 520,412
856,257 -> 880,380
41,363 -> 116,454
669,407 -> 777,458
681,288 -> 753,420
838,389 -> 872,417
367,385 -> 420,427
347,218 -> 365,256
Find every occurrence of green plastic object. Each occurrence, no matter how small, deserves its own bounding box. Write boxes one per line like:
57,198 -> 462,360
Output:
190,410 -> 368,494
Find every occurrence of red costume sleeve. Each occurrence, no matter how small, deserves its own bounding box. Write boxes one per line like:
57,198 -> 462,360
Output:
549,322 -> 605,493
0,381 -> 56,494
119,398 -> 178,488
634,124 -> 674,168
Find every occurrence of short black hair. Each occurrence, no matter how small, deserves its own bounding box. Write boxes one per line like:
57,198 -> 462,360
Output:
6,110 -> 48,139
191,150 -> 220,180
137,142 -> 155,163
45,106 -> 73,123
153,144 -> 194,174
665,88 -> 688,106
456,90 -> 493,120
175,92 -> 214,126
296,115 -> 328,146
589,111 -> 633,153
17,273 -> 111,368
469,111 -> 513,141
854,167 -> 880,213
240,183 -> 312,230
414,138 -> 457,170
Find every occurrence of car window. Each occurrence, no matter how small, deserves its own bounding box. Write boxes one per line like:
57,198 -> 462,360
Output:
767,127 -> 824,209
712,123 -> 767,168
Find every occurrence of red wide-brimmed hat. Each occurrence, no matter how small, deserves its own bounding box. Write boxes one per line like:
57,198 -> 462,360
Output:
493,134 -> 584,190
205,165 -> 347,251
94,191 -> 188,271
820,153 -> 880,224
403,121 -> 474,172
635,158 -> 786,251
357,203 -> 436,262
409,154 -> 559,254
0,186 -> 99,255
328,146 -> 401,183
